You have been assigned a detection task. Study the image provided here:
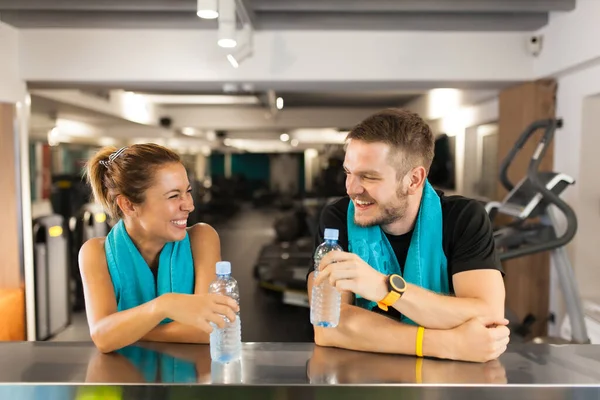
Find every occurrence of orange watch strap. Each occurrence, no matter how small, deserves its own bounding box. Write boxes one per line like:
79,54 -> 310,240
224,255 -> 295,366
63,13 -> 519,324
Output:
377,291 -> 401,311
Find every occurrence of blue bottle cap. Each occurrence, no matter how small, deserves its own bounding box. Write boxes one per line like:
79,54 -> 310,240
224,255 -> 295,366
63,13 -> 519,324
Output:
216,261 -> 231,275
324,228 -> 339,241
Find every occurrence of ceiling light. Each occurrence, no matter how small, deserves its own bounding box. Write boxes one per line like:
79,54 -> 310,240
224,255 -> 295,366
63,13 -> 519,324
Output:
98,137 -> 117,147
201,146 -> 212,156
226,23 -> 253,68
206,131 -> 217,141
218,0 -> 237,48
276,97 -> 284,110
227,45 -> 252,68
139,94 -> 260,105
280,133 -> 290,142
181,127 -> 196,136
290,139 -> 299,147
227,54 -> 239,68
47,127 -> 60,146
305,148 -> 319,158
197,0 -> 218,19
218,38 -> 237,48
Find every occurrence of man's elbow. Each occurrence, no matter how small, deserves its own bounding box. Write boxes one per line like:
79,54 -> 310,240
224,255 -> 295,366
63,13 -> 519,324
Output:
481,300 -> 505,322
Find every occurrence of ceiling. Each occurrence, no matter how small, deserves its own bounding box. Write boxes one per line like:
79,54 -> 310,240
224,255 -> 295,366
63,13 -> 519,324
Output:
0,0 -> 575,31
11,0 -> 564,153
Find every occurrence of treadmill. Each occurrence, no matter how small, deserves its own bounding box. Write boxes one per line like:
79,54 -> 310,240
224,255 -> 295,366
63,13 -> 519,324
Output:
485,118 -> 590,344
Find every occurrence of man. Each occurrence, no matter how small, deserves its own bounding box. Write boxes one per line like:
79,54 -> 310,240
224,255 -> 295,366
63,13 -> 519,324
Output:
307,108 -> 509,363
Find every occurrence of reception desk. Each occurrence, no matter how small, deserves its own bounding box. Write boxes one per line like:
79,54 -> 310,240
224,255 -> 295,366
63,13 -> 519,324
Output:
0,342 -> 599,399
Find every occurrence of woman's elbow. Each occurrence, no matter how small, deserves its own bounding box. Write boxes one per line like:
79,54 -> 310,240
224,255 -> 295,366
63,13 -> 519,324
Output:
314,328 -> 332,347
90,328 -> 118,354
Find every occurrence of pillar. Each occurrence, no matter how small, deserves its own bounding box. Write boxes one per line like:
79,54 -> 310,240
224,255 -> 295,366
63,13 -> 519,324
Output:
0,21 -> 31,341
497,79 -> 557,339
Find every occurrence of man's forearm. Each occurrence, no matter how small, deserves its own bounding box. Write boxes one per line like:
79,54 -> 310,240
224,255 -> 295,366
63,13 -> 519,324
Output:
392,284 -> 498,330
141,321 -> 210,344
315,303 -> 453,359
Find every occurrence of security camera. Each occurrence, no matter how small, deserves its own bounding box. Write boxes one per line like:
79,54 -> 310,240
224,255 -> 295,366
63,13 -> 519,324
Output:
159,117 -> 172,128
528,35 -> 543,57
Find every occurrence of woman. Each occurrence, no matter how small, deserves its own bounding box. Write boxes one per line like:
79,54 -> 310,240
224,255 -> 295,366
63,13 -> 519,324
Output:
80,144 -> 238,353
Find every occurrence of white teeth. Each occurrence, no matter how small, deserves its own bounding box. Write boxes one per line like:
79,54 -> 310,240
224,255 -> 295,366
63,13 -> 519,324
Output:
355,199 -> 373,206
171,220 -> 186,226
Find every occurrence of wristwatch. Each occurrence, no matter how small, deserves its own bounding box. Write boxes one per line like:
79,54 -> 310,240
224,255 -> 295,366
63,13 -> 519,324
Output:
377,274 -> 407,311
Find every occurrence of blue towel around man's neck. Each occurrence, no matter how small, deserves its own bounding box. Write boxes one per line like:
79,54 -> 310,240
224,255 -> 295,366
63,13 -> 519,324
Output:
347,180 -> 449,325
104,219 -> 195,324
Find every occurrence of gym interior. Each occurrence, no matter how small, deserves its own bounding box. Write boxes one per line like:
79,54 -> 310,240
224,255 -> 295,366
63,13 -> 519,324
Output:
1,0 -> 600,396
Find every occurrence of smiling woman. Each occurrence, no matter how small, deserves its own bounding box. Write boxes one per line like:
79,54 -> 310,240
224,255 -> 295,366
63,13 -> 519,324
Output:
78,144 -> 239,353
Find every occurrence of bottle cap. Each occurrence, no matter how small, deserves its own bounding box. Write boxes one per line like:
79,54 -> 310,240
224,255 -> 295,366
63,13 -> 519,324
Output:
324,228 -> 339,241
216,261 -> 231,275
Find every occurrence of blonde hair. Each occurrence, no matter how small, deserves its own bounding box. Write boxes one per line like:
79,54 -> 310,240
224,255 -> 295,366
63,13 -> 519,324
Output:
86,143 -> 181,220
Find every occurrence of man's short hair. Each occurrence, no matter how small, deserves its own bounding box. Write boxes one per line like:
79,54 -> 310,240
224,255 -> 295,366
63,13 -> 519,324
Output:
346,108 -> 435,175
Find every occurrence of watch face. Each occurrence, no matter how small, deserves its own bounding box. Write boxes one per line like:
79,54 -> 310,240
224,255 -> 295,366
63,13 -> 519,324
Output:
390,275 -> 406,292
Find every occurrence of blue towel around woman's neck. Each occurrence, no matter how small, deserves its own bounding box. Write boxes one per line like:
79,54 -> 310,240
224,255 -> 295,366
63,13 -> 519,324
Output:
347,180 -> 449,325
116,345 -> 197,383
104,219 -> 194,324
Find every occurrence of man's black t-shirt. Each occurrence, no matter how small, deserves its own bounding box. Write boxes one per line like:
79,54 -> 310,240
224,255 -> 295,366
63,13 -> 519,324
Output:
308,192 -> 503,319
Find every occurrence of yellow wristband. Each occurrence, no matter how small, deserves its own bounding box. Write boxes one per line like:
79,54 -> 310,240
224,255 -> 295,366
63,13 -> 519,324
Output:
415,357 -> 423,383
416,326 -> 425,358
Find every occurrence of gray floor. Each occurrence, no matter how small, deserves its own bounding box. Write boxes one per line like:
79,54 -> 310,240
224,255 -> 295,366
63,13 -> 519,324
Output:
51,204 -> 314,343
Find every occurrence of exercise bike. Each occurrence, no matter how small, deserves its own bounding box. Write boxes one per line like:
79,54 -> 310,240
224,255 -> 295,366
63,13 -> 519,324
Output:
485,118 -> 590,344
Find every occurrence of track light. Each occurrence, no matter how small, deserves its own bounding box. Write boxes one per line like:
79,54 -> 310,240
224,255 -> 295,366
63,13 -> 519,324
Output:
219,38 -> 237,49
227,49 -> 252,68
197,0 -> 218,19
226,23 -> 253,68
226,55 -> 239,68
218,0 -> 237,48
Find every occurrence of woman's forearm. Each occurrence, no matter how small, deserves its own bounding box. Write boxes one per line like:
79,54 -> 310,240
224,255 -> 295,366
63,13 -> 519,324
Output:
89,296 -> 168,353
141,321 -> 210,344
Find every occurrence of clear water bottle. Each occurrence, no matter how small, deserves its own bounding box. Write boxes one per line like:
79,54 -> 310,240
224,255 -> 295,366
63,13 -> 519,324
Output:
208,261 -> 242,363
211,359 -> 243,384
310,228 -> 343,328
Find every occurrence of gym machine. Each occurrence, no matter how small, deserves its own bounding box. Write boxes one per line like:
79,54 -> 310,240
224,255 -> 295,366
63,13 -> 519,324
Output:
485,118 -> 589,344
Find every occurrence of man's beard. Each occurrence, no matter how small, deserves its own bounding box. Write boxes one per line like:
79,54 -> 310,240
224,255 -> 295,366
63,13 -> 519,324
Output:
354,184 -> 409,228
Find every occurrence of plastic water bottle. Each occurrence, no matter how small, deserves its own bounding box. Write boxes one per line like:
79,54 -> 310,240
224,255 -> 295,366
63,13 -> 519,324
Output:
211,359 -> 242,384
208,261 -> 242,363
310,228 -> 343,328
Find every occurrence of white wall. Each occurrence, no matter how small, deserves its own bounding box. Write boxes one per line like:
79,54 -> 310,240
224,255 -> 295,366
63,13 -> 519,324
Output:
0,22 -> 25,103
534,0 -> 600,78
577,95 -> 600,299
18,30 -> 533,86
552,63 -> 600,207
531,0 -> 600,305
